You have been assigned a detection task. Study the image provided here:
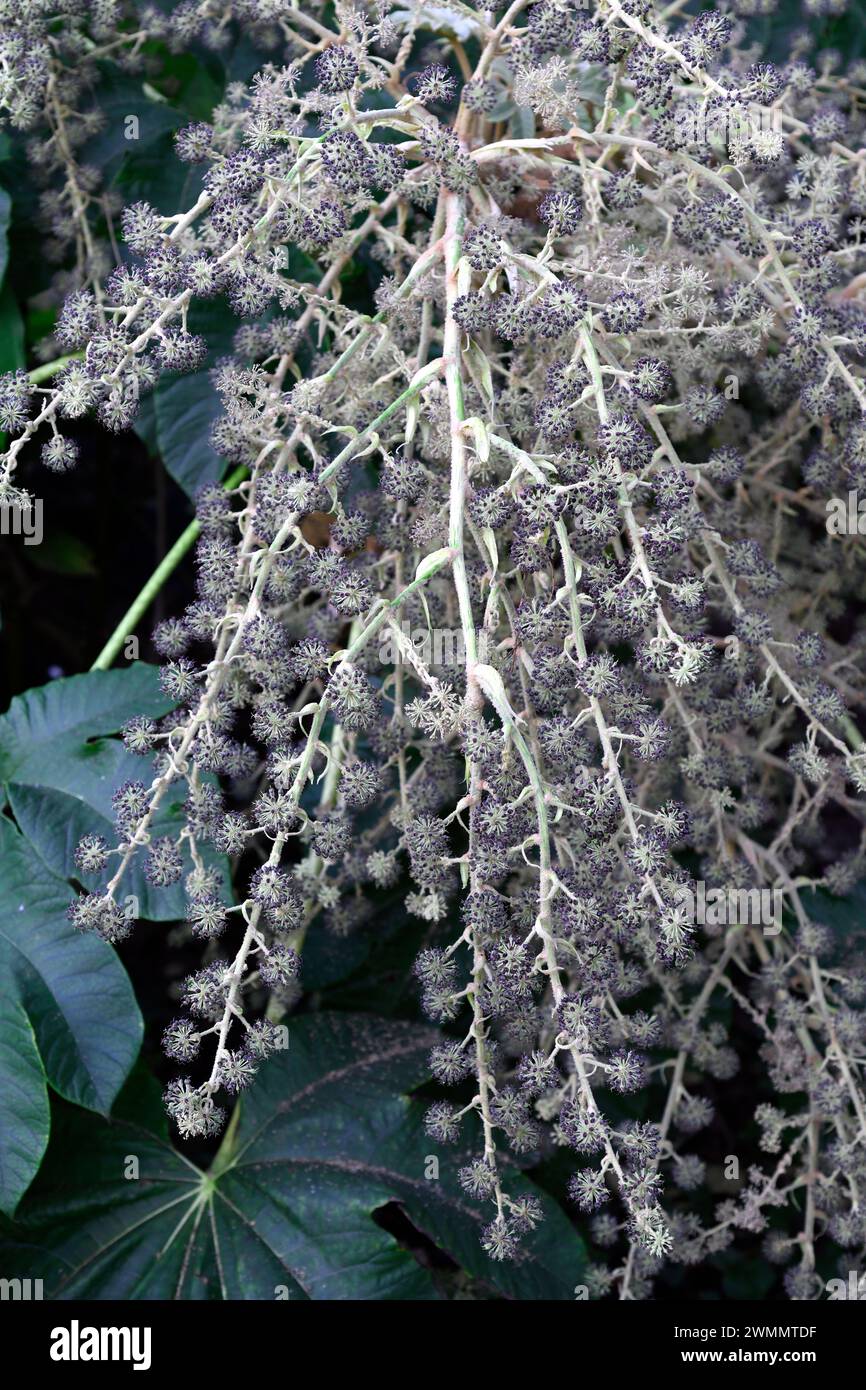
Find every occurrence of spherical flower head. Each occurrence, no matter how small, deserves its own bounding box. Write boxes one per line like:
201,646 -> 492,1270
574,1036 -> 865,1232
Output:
302,199 -> 347,250
145,836 -> 183,887
259,942 -> 300,989
0,369 -> 33,431
250,864 -> 296,909
326,665 -> 380,731
164,1078 -> 225,1140
451,290 -> 491,336
162,1018 -> 200,1063
601,290 -> 647,334
427,1041 -> 472,1086
67,893 -> 132,943
458,1158 -> 497,1200
527,0 -> 580,57
605,1049 -> 647,1094
629,356 -> 672,402
112,779 -> 150,835
413,64 -> 457,105
734,610 -> 773,646
182,963 -> 230,1018
159,657 -> 200,702
56,290 -> 97,349
174,121 -> 213,163
243,1020 -> 286,1062
704,445 -> 745,483
568,1167 -> 611,1212
423,1101 -> 462,1143
311,813 -> 351,861
152,617 -> 189,658
340,759 -> 381,807
810,103 -> 847,145
605,171 -> 642,210
538,188 -> 583,236
480,1217 -> 519,1261
675,1093 -> 714,1133
74,833 -> 110,875
154,329 -> 207,374
516,1048 -> 557,1096
315,45 -> 358,94
462,79 -> 497,114
413,945 -> 455,992
559,1099 -> 608,1153
793,217 -> 835,267
744,62 -> 784,103
41,434 -> 80,472
121,715 -> 158,755
120,200 -> 164,255
216,1049 -> 258,1094
684,384 -> 725,426
463,221 -> 502,271
748,128 -> 786,164
366,143 -> 406,191
683,10 -> 732,63
576,652 -> 622,699
783,1265 -> 821,1300
187,893 -> 228,939
508,1194 -> 544,1234
321,130 -> 373,195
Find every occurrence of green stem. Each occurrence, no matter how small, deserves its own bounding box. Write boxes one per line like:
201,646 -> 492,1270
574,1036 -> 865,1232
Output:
89,464 -> 248,671
318,357 -> 443,488
28,353 -> 83,384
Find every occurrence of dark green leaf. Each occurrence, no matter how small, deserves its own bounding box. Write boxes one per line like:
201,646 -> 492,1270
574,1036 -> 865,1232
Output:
0,665 -> 229,919
6,1015 -> 586,1298
80,70 -> 181,182
0,994 -> 49,1220
150,301 -> 239,498
0,816 -> 142,1215
0,664 -> 172,823
0,664 -> 173,789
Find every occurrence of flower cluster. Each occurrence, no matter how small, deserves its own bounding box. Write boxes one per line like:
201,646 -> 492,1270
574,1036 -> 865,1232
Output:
6,0 -> 866,1300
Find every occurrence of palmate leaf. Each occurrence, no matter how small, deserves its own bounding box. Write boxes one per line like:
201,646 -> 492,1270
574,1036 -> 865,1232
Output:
0,817 -> 142,1216
3,1014 -> 586,1300
0,664 -> 174,796
0,664 -> 229,918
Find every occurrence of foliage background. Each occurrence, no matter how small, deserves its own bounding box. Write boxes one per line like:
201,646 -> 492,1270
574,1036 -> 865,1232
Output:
0,0 -> 864,1300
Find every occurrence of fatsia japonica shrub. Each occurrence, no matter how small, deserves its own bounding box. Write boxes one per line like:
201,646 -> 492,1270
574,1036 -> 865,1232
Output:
3,0 -> 866,1302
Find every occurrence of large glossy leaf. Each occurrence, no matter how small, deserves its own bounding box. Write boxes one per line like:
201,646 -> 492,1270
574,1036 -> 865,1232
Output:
150,300 -> 240,498
0,665 -> 174,792
0,995 -> 49,1221
0,816 -> 142,1216
0,665 -> 229,918
3,1015 -> 586,1299
80,70 -> 181,182
796,881 -> 866,958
